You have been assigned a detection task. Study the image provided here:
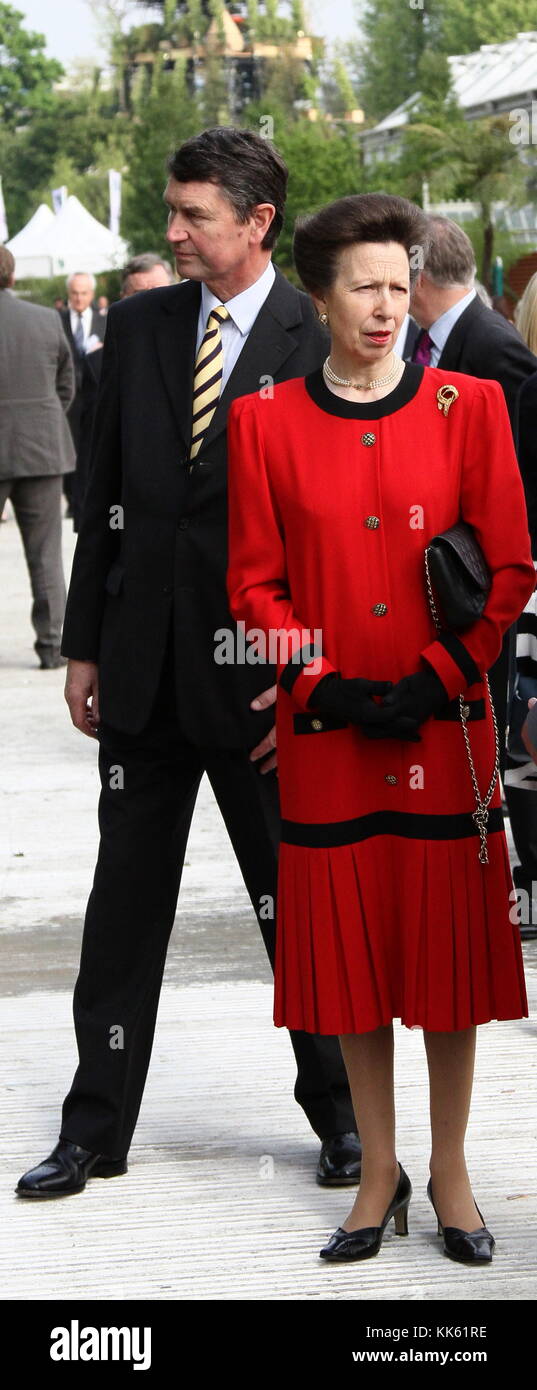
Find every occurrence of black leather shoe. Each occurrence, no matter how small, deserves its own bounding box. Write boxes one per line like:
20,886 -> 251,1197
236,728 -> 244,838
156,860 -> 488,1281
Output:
320,1162 -> 411,1261
16,1140 -> 127,1198
316,1131 -> 362,1186
427,1178 -> 495,1263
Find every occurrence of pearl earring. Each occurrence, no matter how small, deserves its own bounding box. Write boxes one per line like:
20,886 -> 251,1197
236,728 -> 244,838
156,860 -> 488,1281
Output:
319,312 -> 329,325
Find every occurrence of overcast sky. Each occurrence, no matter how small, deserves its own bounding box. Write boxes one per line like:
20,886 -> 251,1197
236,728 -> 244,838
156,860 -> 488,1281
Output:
16,0 -> 359,66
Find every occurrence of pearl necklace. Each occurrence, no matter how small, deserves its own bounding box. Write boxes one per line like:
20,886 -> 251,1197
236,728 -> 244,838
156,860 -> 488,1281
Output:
323,352 -> 402,393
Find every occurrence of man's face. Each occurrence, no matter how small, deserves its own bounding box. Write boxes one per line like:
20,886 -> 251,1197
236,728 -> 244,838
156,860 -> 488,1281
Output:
68,275 -> 94,312
163,177 -> 263,282
123,265 -> 171,296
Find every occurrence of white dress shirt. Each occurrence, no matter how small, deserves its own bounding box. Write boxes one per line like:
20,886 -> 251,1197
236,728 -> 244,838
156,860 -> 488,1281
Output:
195,259 -> 276,392
69,304 -> 93,349
424,287 -> 477,366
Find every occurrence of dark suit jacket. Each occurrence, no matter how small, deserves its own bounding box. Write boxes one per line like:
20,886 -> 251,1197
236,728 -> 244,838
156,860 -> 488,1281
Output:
59,306 -> 106,452
400,315 -> 420,361
61,267 -> 330,746
73,345 -> 103,532
514,370 -> 537,556
434,295 -> 537,427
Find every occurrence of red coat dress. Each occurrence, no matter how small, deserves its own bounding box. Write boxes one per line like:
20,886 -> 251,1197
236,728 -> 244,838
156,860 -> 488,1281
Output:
226,362 -> 536,1034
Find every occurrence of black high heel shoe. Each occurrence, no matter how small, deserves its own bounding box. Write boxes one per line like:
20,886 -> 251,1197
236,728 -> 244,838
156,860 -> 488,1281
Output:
319,1163 -> 411,1261
427,1178 -> 495,1264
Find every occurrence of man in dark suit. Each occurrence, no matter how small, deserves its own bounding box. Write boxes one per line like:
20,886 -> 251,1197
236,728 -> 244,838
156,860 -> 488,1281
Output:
17,128 -> 359,1199
59,272 -> 105,518
407,216 -> 537,424
406,215 -> 537,767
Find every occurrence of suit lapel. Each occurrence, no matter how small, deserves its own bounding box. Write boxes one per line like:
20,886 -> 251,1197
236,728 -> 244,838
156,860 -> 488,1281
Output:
201,269 -> 303,451
436,297 -> 483,370
153,268 -> 303,455
154,279 -> 201,449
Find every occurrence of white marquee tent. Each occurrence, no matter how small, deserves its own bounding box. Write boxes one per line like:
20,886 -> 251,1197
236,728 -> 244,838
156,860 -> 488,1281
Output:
7,195 -> 129,278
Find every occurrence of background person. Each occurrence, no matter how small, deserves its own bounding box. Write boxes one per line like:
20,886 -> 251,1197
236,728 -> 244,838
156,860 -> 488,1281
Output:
0,245 -> 75,668
59,272 -> 105,517
120,253 -> 175,296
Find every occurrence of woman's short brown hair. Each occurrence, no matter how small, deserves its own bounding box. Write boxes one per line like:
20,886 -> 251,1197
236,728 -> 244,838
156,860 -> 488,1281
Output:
293,192 -> 431,295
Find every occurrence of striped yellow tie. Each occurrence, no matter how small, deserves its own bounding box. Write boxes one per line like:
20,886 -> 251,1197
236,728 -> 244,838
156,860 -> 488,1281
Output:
189,304 -> 230,464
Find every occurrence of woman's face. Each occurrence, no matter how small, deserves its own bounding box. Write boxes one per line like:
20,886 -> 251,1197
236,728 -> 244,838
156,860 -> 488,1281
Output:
312,240 -> 410,362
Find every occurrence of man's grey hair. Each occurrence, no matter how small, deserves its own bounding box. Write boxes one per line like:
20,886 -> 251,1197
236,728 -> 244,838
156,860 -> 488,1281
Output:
120,253 -> 174,292
66,270 -> 97,291
423,216 -> 476,289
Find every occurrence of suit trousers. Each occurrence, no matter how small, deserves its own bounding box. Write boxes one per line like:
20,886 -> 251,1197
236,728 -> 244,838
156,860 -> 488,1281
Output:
60,627 -> 355,1158
0,474 -> 66,657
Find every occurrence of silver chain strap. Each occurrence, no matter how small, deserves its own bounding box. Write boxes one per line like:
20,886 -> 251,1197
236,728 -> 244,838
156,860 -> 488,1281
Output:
424,547 -> 500,865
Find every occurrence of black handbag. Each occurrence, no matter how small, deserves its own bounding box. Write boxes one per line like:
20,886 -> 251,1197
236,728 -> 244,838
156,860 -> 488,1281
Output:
424,521 -> 499,865
425,521 -> 491,631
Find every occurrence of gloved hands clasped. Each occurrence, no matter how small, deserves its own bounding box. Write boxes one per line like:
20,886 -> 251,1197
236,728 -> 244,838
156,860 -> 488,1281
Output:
308,667 -> 449,741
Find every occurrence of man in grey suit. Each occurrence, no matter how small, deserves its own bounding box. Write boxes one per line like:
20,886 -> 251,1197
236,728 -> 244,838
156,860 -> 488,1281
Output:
0,245 -> 75,668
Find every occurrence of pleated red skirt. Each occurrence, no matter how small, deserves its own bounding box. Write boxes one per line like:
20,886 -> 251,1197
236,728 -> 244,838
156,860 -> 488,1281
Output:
274,830 -> 527,1034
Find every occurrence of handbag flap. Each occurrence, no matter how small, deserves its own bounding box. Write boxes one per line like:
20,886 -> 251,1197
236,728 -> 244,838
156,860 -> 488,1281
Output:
429,521 -> 491,592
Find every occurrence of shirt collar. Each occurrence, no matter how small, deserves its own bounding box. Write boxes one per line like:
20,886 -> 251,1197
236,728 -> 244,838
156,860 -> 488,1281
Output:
200,259 -> 275,335
427,287 -> 476,354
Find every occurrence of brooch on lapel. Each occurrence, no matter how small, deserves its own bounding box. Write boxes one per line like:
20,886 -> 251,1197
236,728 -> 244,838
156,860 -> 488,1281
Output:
436,384 -> 459,416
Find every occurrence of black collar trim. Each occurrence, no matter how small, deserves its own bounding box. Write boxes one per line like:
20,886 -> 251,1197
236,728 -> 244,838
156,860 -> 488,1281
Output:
304,361 -> 425,419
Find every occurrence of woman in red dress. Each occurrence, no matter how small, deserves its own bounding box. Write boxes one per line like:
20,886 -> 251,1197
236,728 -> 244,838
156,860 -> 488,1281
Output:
226,193 -> 535,1264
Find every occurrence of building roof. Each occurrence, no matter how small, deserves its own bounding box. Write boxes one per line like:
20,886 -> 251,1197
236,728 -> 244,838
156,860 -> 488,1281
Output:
365,31 -> 537,142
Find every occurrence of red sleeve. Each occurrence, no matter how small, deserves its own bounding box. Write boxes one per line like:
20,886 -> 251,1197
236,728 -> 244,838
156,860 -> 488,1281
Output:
226,394 -> 337,710
419,377 -> 536,699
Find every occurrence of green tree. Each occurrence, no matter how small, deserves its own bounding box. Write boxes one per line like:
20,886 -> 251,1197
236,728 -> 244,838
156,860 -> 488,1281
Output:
351,0 -> 537,123
237,104 -> 363,279
122,57 -> 201,255
0,2 -> 63,128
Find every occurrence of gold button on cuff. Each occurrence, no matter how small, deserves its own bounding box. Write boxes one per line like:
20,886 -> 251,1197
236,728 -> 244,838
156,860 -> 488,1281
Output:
361,432 -> 376,446
371,602 -> 388,615
461,704 -> 470,718
364,516 -> 380,529
385,774 -> 398,785
311,718 -> 323,731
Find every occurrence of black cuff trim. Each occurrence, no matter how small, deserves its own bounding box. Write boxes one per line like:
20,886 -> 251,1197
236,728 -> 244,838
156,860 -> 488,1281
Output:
279,643 -> 322,696
293,712 -> 348,734
281,807 -> 504,848
437,632 -> 481,687
305,671 -> 339,711
433,697 -> 485,721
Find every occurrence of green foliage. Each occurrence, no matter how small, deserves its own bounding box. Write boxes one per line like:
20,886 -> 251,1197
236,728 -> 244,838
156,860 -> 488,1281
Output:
238,106 -> 364,279
353,0 -> 537,123
0,91 -> 131,235
122,58 -> 200,256
0,1 -> 63,128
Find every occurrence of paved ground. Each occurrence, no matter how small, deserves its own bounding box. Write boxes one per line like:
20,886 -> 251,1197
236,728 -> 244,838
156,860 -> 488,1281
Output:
1,509 -> 536,1301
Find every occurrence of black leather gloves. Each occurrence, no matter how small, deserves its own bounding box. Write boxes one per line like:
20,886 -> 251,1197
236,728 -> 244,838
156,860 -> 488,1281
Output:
308,673 -> 421,740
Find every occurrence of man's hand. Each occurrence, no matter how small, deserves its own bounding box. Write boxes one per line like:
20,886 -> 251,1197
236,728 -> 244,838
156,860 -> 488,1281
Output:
250,683 -> 277,773
65,659 -> 100,738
